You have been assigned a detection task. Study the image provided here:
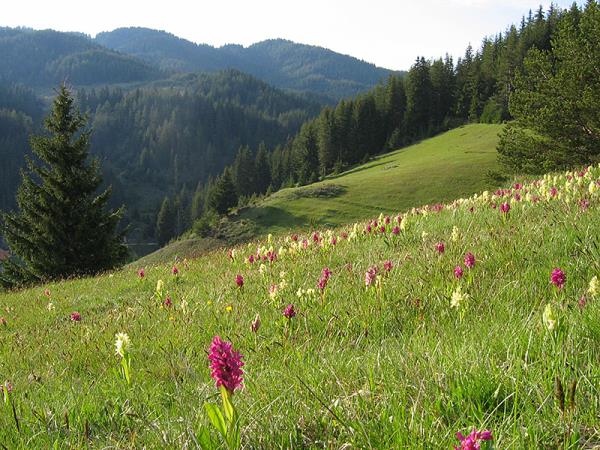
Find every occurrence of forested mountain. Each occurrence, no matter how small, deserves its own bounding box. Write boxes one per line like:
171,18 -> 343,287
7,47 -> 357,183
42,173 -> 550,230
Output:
0,71 -> 322,246
95,28 -> 394,100
176,3 -> 575,245
0,84 -> 44,214
0,28 -> 162,87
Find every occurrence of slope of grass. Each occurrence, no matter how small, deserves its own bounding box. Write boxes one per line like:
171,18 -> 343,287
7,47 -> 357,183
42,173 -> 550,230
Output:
138,123 -> 502,266
244,123 -> 502,233
1,164 -> 599,448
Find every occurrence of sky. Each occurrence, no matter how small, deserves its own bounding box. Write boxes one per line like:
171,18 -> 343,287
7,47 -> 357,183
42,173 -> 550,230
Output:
2,0 -> 581,71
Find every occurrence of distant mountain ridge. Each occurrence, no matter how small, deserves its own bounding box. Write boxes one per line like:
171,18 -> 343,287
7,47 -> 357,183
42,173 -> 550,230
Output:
95,27 -> 397,100
0,27 -> 162,87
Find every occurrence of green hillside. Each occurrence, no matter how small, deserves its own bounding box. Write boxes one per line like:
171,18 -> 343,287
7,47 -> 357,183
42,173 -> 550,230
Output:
140,123 -> 502,265
1,164 -> 599,447
245,123 -> 502,232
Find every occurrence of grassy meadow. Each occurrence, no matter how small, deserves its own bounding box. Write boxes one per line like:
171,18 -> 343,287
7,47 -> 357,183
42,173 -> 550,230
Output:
1,163 -> 599,448
140,124 -> 502,266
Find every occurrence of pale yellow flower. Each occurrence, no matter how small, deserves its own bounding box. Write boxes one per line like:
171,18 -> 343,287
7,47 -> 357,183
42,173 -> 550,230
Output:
543,304 -> 557,331
115,333 -> 131,358
588,276 -> 598,297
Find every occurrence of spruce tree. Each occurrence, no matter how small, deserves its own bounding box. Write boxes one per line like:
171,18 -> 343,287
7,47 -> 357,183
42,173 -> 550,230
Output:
254,143 -> 272,194
155,196 -> 176,246
207,168 -> 238,214
0,85 -> 127,288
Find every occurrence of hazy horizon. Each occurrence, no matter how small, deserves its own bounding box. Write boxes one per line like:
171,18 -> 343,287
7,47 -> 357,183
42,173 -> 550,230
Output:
2,0 -> 582,71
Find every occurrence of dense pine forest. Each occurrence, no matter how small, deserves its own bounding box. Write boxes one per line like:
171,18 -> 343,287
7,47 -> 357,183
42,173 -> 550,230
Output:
0,72 -> 323,245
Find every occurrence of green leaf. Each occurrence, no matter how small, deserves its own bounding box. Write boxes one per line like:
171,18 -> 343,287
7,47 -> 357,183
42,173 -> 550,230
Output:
204,402 -> 227,438
219,385 -> 235,423
196,426 -> 216,450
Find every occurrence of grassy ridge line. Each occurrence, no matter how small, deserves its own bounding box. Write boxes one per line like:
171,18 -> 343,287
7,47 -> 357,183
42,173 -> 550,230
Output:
138,123 -> 502,266
0,163 -> 599,447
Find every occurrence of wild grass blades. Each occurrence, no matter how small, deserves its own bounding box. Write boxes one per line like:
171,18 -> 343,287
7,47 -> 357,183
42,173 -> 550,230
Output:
0,164 -> 599,447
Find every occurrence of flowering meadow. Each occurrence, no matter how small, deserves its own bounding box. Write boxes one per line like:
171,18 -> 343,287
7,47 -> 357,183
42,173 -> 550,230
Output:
1,165 -> 600,448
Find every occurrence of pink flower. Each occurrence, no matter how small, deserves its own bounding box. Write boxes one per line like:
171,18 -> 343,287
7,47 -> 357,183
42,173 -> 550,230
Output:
454,266 -> 464,279
163,297 -> 172,308
312,232 -> 320,243
379,225 -> 386,233
283,304 -> 296,319
580,199 -> 590,210
500,202 -> 510,214
70,312 -> 81,322
578,295 -> 587,309
384,216 -> 391,225
208,336 -> 244,394
235,274 -> 244,288
550,187 -> 558,197
551,267 -> 566,289
138,268 -> 145,278
392,226 -> 400,235
317,267 -> 332,291
0,317 -> 6,327
455,429 -> 493,450
330,237 -> 337,246
172,265 -> 179,275
514,183 -> 522,190
464,252 -> 476,269
383,260 -> 393,272
44,289 -> 51,297
291,234 -> 298,242
365,266 -> 378,287
436,242 -> 445,254
341,232 -> 348,240
248,254 -> 255,264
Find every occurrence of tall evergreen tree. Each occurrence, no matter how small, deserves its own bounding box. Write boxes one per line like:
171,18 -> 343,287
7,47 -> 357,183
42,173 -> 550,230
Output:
254,143 -> 272,194
155,196 -> 176,246
0,85 -> 127,288
207,167 -> 238,214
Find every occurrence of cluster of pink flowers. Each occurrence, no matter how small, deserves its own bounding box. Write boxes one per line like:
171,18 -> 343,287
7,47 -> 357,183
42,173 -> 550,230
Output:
317,267 -> 332,291
235,274 -> 244,288
283,304 -> 296,319
208,336 -> 244,395
500,202 -> 510,214
365,266 -> 378,287
455,429 -> 492,449
551,268 -> 566,289
464,252 -> 476,269
70,312 -> 81,322
454,266 -> 464,279
436,242 -> 445,254
247,250 -> 277,264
